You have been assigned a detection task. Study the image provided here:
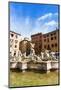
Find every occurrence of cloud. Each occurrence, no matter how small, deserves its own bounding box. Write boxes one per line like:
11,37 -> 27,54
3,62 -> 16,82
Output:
54,12 -> 58,16
33,12 -> 58,34
45,20 -> 57,26
37,13 -> 52,21
31,18 -> 58,35
10,16 -> 33,39
10,11 -> 58,38
37,12 -> 58,21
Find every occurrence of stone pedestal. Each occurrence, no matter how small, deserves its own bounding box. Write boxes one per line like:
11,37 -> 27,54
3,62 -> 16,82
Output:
10,62 -> 17,69
46,70 -> 50,73
22,63 -> 27,72
51,61 -> 58,69
55,69 -> 58,72
22,62 -> 27,71
39,61 -> 51,73
18,62 -> 27,72
22,69 -> 26,73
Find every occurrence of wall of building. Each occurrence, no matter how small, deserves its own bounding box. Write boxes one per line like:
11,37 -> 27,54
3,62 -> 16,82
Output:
31,33 -> 42,55
10,31 -> 22,57
31,29 -> 59,54
42,30 -> 59,52
10,29 -> 59,57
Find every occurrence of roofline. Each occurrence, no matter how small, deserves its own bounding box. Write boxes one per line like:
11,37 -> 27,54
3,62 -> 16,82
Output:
43,29 -> 59,36
31,29 -> 59,37
10,30 -> 21,36
31,33 -> 42,37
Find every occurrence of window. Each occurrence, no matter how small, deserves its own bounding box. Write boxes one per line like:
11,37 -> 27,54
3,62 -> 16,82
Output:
44,45 -> 46,48
11,34 -> 14,37
44,35 -> 46,38
15,40 -> 18,43
14,51 -> 16,56
39,45 -> 41,48
51,34 -> 53,36
10,44 -> 12,47
15,45 -> 17,48
10,52 -> 12,55
47,38 -> 49,42
44,39 -> 46,42
40,36 -> 41,38
10,52 -> 11,53
54,32 -> 56,35
10,39 -> 13,43
51,44 -> 54,47
47,34 -> 49,37
16,35 -> 18,38
51,37 -> 53,40
47,45 -> 50,50
54,36 -> 56,40
10,52 -> 12,56
55,43 -> 57,47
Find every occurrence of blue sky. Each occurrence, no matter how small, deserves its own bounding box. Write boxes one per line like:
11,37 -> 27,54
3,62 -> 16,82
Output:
10,2 -> 59,38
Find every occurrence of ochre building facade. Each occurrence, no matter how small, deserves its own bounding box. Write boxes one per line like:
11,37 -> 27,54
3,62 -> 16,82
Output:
31,29 -> 59,54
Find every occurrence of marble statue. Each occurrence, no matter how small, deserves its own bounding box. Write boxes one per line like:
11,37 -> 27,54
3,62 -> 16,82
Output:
41,52 -> 44,59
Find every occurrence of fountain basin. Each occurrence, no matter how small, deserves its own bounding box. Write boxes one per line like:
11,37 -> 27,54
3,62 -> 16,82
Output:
10,62 -> 18,69
51,61 -> 58,70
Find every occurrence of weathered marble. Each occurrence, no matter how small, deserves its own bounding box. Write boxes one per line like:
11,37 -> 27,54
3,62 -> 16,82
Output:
10,38 -> 59,73
10,62 -> 18,69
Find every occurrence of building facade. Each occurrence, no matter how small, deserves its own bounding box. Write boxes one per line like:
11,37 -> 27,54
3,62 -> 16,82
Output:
42,29 -> 59,52
31,33 -> 42,54
10,31 -> 22,57
31,29 -> 59,54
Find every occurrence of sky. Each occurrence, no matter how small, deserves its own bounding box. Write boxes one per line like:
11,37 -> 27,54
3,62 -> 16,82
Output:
10,2 -> 59,39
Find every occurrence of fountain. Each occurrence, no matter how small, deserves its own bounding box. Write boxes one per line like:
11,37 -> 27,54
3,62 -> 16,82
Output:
10,39 -> 59,73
